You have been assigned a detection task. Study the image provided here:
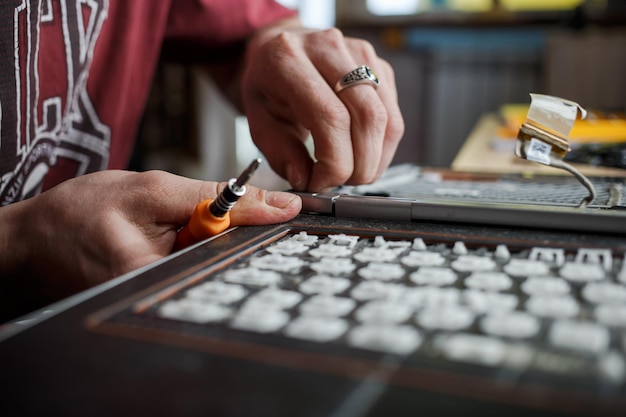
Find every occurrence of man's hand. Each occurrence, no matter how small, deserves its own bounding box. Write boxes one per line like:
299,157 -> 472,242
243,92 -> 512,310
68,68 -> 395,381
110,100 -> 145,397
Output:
0,170 -> 301,300
241,18 -> 405,192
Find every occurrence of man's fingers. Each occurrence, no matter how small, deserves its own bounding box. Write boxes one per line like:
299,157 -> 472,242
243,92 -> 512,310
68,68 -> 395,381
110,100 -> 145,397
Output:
244,30 -> 359,191
243,27 -> 405,192
352,56 -> 405,179
299,29 -> 388,190
332,38 -> 404,184
244,97 -> 314,191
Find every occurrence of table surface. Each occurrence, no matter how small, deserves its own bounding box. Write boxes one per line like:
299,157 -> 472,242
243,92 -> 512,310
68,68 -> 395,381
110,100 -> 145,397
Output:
451,114 -> 626,177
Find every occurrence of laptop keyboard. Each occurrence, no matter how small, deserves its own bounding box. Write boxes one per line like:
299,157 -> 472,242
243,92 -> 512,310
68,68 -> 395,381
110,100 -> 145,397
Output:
342,165 -> 626,207
372,177 -> 625,207
145,231 -> 626,387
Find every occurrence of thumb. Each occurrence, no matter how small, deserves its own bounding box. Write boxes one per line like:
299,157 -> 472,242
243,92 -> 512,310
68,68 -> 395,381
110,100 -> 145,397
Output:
169,183 -> 301,252
131,172 -> 301,229
228,185 -> 302,226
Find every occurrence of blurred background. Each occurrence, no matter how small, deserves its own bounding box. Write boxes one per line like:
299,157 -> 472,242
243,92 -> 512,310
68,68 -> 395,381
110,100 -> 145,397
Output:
131,0 -> 626,188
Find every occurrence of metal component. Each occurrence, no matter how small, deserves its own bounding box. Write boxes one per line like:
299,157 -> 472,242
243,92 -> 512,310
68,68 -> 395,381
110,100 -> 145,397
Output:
210,158 -> 261,217
233,158 -> 262,192
514,94 -> 596,208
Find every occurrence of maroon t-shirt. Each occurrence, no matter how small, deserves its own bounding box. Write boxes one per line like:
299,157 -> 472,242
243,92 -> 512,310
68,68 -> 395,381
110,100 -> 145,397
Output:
0,0 -> 295,205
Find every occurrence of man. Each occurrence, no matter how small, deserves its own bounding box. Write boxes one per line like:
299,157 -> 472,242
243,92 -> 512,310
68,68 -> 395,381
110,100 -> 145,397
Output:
0,0 -> 404,318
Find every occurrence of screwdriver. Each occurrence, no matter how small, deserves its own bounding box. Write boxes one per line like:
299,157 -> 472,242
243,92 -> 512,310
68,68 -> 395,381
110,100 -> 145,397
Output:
174,158 -> 262,251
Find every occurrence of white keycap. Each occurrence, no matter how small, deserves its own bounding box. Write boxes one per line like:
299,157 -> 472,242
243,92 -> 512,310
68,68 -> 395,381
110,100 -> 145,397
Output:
357,262 -> 405,280
412,238 -> 427,251
559,262 -> 606,282
158,299 -> 233,324
417,306 -> 475,331
401,286 -> 461,309
373,236 -> 387,247
355,301 -> 414,324
451,255 -> 496,272
186,281 -> 248,304
464,272 -> 512,292
284,316 -> 348,342
618,263 -> 626,284
598,352 -> 626,384
503,259 -> 550,277
548,320 -> 610,355
480,312 -> 540,339
223,267 -> 281,287
582,282 -> 626,304
249,253 -> 306,272
309,244 -> 353,258
502,344 -> 534,370
520,276 -> 570,296
409,267 -> 457,286
299,275 -> 351,295
400,251 -> 446,267
370,236 -> 412,251
595,304 -> 626,327
525,295 -> 580,319
348,325 -> 422,355
231,306 -> 290,333
529,247 -> 565,266
289,231 -> 319,245
436,333 -> 506,366
575,248 -> 613,271
494,244 -> 511,261
246,288 -> 302,310
310,257 -> 356,275
353,247 -> 399,263
328,233 -> 359,248
350,281 -> 405,301
452,241 -> 468,255
384,240 -> 412,250
463,290 -> 518,313
299,295 -> 356,317
266,240 -> 309,255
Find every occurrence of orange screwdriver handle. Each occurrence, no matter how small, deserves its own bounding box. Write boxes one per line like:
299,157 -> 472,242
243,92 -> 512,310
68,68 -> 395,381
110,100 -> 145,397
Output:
174,199 -> 231,251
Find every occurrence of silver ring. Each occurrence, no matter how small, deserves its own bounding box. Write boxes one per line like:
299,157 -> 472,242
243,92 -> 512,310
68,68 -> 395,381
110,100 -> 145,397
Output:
334,65 -> 380,93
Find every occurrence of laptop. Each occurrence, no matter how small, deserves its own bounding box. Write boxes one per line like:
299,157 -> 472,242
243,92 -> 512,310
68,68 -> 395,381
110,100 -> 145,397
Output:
297,93 -> 626,235
296,164 -> 626,234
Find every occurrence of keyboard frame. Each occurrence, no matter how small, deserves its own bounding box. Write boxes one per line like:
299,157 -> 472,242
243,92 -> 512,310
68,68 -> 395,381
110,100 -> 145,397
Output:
2,214 -> 626,417
88,214 -> 626,417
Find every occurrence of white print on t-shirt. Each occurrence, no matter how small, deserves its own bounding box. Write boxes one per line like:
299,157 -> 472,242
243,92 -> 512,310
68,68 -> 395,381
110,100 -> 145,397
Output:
0,0 -> 110,205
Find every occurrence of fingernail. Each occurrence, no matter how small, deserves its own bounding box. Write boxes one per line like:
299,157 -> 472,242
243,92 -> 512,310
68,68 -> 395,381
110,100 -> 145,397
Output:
266,191 -> 299,209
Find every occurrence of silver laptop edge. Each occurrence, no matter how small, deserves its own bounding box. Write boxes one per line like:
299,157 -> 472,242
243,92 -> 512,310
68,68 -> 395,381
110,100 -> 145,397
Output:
297,192 -> 626,235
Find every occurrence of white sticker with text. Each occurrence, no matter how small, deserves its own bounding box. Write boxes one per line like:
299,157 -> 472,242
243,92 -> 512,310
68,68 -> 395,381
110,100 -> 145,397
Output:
526,138 -> 552,165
